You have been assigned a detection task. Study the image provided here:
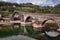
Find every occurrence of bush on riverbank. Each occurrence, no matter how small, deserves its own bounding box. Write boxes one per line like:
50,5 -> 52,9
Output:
0,26 -> 21,37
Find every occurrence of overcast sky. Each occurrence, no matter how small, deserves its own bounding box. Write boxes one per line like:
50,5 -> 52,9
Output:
0,0 -> 60,6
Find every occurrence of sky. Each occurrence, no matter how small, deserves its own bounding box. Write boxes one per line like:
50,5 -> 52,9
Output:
0,0 -> 60,6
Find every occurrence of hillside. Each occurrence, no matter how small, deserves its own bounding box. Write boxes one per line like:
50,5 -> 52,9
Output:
0,1 -> 60,17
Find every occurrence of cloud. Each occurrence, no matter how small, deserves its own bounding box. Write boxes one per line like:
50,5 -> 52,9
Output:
16,0 -> 57,6
30,0 -> 55,6
17,0 -> 20,4
31,0 -> 46,5
0,0 -> 60,6
29,0 -> 60,6
2,0 -> 7,2
16,0 -> 46,5
6,0 -> 17,3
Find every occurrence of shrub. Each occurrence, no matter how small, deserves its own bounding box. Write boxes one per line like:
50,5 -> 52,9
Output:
44,22 -> 59,31
0,26 -> 21,37
25,25 -> 34,34
0,11 -> 10,17
21,7 -> 36,12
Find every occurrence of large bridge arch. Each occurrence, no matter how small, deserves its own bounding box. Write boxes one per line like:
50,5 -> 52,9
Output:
10,11 -> 24,21
41,18 -> 55,25
41,18 -> 59,29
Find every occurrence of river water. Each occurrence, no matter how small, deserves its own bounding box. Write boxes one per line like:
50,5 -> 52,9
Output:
0,35 -> 36,40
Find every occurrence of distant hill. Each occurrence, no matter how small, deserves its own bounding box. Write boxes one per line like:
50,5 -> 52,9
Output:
0,1 -> 60,17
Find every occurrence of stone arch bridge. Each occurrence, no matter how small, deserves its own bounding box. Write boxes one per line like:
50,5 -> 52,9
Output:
0,11 -> 60,27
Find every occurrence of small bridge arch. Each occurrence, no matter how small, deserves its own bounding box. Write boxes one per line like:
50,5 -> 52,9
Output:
25,16 -> 33,22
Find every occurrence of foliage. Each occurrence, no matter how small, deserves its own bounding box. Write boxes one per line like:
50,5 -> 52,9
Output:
0,1 -> 60,17
25,25 -> 34,34
44,22 -> 59,31
21,7 -> 36,12
0,26 -> 21,37
0,11 -> 10,17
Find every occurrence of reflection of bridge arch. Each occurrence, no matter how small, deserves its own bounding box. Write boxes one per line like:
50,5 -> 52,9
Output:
13,23 -> 21,28
11,11 -> 24,21
25,16 -> 33,22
